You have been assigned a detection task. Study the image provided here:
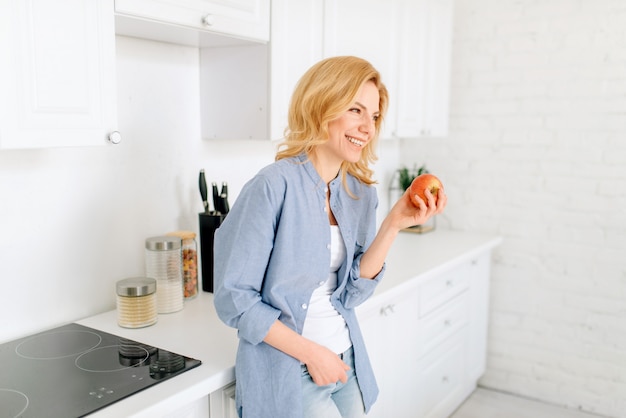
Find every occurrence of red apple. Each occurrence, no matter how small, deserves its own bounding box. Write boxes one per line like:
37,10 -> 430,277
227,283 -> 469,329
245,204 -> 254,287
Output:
409,174 -> 443,207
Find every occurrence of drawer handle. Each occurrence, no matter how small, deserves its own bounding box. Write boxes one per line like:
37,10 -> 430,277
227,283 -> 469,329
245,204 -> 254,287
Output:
442,376 -> 449,383
446,280 -> 453,287
380,304 -> 396,316
444,319 -> 451,327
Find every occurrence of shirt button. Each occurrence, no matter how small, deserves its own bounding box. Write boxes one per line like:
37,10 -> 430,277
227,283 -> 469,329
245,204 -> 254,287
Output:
318,281 -> 325,286
301,303 -> 308,310
326,244 -> 331,249
324,187 -> 329,193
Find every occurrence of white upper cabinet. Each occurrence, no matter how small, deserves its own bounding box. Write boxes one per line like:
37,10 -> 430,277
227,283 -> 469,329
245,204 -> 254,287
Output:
199,0 -> 453,140
0,0 -> 118,149
199,0 -> 323,141
322,0 -> 453,139
269,0 -> 324,141
322,0 -> 400,139
114,0 -> 270,45
395,0 -> 454,138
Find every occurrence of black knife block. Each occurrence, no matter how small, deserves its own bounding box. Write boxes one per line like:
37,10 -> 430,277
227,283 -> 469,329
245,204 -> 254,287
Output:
198,213 -> 226,293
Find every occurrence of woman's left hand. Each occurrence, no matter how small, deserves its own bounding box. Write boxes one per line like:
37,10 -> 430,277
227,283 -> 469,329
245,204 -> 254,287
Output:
388,187 -> 447,231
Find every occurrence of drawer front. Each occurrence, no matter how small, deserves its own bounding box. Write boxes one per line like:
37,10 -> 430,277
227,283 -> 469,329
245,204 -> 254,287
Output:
419,261 -> 470,316
417,330 -> 468,418
421,293 -> 469,354
115,0 -> 270,42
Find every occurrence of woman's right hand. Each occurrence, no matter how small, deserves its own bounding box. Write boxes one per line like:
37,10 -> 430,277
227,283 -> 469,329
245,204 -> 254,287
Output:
263,320 -> 350,385
304,343 -> 351,386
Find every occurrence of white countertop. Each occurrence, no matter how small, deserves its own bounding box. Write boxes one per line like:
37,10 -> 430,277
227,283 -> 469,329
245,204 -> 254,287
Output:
78,291 -> 237,417
374,229 -> 502,298
78,229 -> 502,417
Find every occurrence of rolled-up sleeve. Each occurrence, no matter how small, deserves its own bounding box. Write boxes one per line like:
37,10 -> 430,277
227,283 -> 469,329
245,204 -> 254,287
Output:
213,174 -> 283,345
341,254 -> 385,309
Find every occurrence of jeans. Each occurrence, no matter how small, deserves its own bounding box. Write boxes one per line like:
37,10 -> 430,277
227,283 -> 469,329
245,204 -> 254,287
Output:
301,346 -> 366,418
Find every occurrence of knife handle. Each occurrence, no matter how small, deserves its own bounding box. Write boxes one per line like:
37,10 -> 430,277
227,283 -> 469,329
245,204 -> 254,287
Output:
220,182 -> 229,214
212,182 -> 220,213
199,170 -> 209,213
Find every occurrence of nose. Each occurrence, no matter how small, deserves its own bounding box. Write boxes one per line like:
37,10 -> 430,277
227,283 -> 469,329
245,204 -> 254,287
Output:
359,113 -> 375,136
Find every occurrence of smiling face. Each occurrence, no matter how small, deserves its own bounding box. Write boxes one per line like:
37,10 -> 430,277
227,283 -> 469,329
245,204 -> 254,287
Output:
315,81 -> 381,172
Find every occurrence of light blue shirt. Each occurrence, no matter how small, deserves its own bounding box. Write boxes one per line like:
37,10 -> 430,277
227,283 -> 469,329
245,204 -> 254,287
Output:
213,154 -> 385,418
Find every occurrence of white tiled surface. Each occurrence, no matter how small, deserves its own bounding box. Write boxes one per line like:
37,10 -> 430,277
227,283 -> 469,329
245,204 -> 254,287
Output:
451,388 -> 607,418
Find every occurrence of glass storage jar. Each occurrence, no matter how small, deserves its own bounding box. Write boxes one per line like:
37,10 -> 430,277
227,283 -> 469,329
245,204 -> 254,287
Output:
145,235 -> 184,314
116,277 -> 158,328
167,230 -> 199,299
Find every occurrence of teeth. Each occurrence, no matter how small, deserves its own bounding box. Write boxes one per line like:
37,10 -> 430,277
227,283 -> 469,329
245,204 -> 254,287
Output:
347,136 -> 364,147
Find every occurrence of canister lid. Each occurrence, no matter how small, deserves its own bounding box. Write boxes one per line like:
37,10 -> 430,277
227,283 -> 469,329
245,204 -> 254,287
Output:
145,235 -> 182,251
166,230 -> 196,240
116,277 -> 157,297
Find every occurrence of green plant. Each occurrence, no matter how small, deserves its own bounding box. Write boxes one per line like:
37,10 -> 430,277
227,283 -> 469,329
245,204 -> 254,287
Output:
398,164 -> 429,190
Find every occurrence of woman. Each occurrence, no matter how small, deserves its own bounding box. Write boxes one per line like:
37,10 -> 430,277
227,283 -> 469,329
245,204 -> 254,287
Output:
213,56 -> 446,418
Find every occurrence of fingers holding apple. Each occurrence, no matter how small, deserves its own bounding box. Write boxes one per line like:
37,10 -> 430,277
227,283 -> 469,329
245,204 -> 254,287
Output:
409,173 -> 447,215
409,174 -> 443,207
387,173 -> 447,231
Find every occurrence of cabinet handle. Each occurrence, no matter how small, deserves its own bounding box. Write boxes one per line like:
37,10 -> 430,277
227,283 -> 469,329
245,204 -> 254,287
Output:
446,280 -> 453,287
202,14 -> 215,26
442,376 -> 449,383
444,319 -> 451,327
107,131 -> 122,145
380,304 -> 396,316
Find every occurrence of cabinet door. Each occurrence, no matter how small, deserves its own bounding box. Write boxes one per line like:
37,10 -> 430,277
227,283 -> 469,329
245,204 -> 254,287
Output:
164,396 -> 210,418
0,0 -> 117,149
357,286 -> 421,417
269,0 -> 324,140
467,253 -> 491,382
209,382 -> 237,418
115,0 -> 270,42
395,0 -> 453,138
322,0 -> 400,139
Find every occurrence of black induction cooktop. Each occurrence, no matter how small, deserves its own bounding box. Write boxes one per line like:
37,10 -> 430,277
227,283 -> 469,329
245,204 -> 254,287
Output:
0,323 -> 201,418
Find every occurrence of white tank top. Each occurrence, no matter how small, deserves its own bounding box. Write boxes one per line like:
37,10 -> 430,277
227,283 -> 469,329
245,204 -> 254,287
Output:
301,225 -> 352,354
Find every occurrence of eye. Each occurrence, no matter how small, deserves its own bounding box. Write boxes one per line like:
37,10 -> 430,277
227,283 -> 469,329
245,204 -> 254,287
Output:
349,107 -> 361,114
373,114 -> 380,122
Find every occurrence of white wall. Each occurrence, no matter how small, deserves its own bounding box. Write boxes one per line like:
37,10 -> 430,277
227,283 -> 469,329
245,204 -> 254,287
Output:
399,1 -> 626,416
0,35 -> 399,343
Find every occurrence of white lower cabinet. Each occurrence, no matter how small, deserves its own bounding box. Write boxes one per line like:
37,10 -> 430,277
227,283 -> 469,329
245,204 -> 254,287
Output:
358,286 -> 421,417
417,329 -> 468,418
357,251 -> 492,418
209,382 -> 237,418
163,396 -> 210,418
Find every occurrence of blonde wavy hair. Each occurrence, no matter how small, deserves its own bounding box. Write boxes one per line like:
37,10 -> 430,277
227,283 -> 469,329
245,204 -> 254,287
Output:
275,56 -> 389,191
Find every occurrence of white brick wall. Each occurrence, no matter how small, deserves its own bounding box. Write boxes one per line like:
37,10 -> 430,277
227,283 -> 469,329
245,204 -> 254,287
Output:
399,1 -> 626,416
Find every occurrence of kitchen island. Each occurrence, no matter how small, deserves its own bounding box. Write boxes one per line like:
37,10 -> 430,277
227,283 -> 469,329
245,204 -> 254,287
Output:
79,229 -> 502,418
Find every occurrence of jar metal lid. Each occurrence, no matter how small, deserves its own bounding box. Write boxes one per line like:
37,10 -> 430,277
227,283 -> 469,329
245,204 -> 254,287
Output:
116,277 -> 157,297
145,235 -> 182,251
166,230 -> 196,240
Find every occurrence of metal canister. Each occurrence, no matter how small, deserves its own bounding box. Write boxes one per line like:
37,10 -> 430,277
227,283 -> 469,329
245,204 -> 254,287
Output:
116,277 -> 158,328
